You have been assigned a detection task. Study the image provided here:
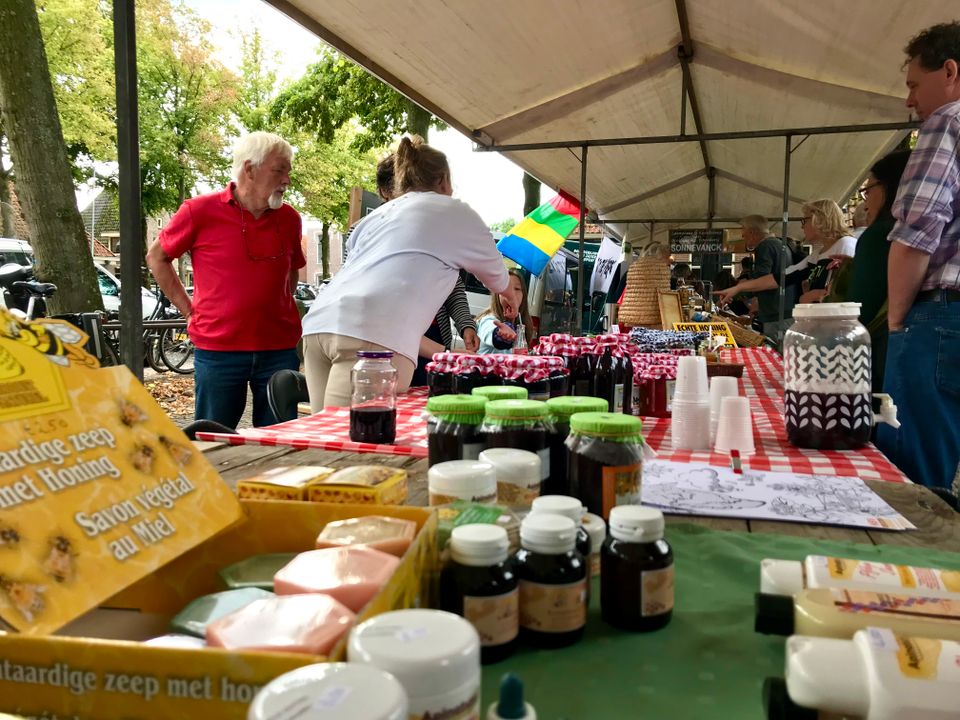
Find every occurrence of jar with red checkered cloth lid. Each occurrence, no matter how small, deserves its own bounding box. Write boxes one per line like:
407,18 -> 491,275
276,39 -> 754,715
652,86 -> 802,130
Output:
425,360 -> 456,397
634,364 -> 677,418
501,366 -> 551,402
453,354 -> 501,395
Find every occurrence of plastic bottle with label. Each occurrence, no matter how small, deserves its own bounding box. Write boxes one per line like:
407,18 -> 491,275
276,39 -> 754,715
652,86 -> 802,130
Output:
755,587 -> 960,641
760,555 -> 960,599
440,524 -> 519,664
514,513 -> 588,649
765,627 -> 960,720
529,495 -> 592,564
600,506 -> 674,631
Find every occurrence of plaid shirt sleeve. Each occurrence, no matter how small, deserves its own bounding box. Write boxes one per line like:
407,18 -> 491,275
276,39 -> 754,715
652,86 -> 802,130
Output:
889,107 -> 960,255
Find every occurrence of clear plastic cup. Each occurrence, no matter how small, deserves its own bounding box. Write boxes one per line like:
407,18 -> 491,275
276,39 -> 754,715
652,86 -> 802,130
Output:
670,397 -> 711,450
674,356 -> 709,399
714,396 -> 755,455
709,376 -> 740,444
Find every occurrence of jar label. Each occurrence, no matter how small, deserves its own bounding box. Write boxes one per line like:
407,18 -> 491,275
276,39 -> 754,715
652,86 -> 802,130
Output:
831,589 -> 960,619
641,565 -> 675,616
519,579 -> 588,633
462,441 -> 484,461
464,589 -> 519,647
590,551 -> 601,579
613,383 -> 624,413
868,628 -> 960,682
600,464 -> 642,518
497,480 -> 541,506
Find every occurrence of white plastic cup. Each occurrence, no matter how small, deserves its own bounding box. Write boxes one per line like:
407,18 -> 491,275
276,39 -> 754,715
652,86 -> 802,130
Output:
674,356 -> 709,399
709,376 -> 740,444
670,397 -> 711,450
714,396 -> 755,455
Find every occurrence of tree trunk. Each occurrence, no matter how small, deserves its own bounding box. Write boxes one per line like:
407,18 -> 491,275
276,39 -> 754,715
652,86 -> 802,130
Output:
522,172 -> 541,216
0,0 -> 102,313
404,99 -> 432,140
0,170 -> 14,239
320,220 -> 330,279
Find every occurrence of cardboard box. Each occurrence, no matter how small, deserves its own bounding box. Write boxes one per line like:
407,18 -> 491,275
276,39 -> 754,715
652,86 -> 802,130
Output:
236,465 -> 335,500
0,500 -> 438,720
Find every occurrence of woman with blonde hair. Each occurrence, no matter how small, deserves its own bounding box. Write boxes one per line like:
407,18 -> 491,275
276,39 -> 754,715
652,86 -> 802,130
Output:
791,199 -> 857,303
476,268 -> 534,354
301,135 -> 509,409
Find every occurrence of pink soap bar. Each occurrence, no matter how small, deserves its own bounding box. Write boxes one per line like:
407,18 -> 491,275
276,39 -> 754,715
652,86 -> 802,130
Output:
205,594 -> 355,656
315,515 -> 417,557
273,546 -> 400,613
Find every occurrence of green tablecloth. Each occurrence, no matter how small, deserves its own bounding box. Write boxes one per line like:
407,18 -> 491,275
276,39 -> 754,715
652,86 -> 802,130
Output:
480,524 -> 960,720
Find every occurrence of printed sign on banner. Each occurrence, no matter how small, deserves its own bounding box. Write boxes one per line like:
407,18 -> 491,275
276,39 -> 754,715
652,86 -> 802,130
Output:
589,235 -> 621,295
0,310 -> 242,634
673,321 -> 739,346
669,229 -> 724,254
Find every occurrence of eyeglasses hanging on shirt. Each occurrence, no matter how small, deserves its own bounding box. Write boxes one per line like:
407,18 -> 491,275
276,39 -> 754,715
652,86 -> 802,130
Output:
239,206 -> 285,261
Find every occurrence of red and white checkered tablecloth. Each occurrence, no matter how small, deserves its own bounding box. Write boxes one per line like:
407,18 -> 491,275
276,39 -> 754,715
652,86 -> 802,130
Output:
195,387 -> 431,457
196,351 -> 908,482
645,348 -> 908,483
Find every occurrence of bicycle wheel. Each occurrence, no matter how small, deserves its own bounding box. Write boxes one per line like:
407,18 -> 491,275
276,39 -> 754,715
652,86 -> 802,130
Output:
144,332 -> 167,373
158,326 -> 195,374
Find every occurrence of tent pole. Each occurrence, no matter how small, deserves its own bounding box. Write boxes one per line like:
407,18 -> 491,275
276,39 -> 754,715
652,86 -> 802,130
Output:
114,0 -> 144,378
577,144 -> 588,335
778,135 -> 792,344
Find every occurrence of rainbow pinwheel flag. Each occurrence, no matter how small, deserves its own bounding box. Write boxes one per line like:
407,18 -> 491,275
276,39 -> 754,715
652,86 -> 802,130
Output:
497,191 -> 583,275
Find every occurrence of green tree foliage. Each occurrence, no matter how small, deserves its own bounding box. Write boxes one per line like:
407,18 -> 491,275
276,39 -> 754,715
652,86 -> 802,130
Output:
35,0 -> 115,174
271,49 -> 443,151
490,218 -> 517,234
235,29 -> 277,133
136,0 -> 238,216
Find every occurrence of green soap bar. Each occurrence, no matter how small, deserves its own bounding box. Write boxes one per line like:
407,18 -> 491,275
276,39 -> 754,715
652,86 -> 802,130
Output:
218,553 -> 298,590
170,587 -> 275,638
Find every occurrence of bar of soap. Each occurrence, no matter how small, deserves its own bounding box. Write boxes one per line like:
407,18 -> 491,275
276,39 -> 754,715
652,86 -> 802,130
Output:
206,594 -> 356,656
218,552 -> 298,590
273,547 -> 400,613
237,465 -> 336,500
315,516 -> 417,557
144,634 -> 207,649
306,466 -> 408,505
170,587 -> 274,637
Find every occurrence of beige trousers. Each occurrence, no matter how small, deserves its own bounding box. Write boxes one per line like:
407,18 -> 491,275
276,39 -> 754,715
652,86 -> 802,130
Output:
303,333 -> 415,412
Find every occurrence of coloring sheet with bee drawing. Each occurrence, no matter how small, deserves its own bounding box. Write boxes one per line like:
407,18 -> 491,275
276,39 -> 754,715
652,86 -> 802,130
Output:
0,309 -> 243,634
641,459 -> 915,530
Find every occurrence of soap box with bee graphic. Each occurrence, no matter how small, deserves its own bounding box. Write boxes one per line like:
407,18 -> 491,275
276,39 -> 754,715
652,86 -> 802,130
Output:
0,308 -> 243,635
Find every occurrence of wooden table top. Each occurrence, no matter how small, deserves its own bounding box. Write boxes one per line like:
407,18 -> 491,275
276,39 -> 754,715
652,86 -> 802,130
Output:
196,441 -> 960,554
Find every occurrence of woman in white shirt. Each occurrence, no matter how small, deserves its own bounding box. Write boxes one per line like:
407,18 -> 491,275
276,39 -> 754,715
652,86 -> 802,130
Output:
301,136 -> 509,410
791,199 -> 858,303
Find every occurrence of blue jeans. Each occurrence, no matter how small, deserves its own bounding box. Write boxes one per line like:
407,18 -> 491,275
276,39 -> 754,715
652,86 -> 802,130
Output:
194,348 -> 300,428
876,294 -> 960,488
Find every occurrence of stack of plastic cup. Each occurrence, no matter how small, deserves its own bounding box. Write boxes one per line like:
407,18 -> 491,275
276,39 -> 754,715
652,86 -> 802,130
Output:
709,376 -> 740,445
714,396 -> 756,455
670,356 -> 711,451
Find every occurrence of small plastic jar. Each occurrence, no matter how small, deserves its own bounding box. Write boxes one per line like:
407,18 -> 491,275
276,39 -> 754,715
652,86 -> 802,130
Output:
544,396 -> 609,497
601,506 -> 674,632
348,609 -> 481,719
428,460 -> 497,506
426,394 -> 487,466
472,385 -> 528,402
582,512 -> 607,579
247,663 -> 408,720
481,399 -> 552,487
529,495 -> 592,570
440,524 -> 519,664
479,447 -> 541,508
566,412 -> 647,520
514,513 -> 588,649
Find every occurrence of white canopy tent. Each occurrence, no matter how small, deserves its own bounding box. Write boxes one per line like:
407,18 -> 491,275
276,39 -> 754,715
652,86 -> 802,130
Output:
265,0 -> 950,319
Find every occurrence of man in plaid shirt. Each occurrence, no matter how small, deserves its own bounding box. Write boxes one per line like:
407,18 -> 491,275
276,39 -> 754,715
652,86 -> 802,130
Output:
877,22 -> 960,489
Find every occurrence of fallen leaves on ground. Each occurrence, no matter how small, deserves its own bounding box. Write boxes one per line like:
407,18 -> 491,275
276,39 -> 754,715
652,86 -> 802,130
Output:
145,375 -> 195,418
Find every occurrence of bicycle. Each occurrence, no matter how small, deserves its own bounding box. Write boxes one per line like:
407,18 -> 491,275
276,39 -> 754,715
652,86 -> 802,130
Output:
100,289 -> 194,374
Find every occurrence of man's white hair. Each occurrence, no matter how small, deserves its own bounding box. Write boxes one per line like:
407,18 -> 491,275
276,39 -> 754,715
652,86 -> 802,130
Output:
231,132 -> 293,182
740,214 -> 770,234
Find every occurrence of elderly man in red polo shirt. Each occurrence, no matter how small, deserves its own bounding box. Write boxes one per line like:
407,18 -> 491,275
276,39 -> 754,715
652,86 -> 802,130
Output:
147,132 -> 305,428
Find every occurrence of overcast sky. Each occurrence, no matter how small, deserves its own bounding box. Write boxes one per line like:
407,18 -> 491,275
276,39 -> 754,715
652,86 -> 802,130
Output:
173,0 -> 529,224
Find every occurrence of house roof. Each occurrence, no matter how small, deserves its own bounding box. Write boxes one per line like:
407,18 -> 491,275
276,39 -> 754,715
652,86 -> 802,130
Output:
79,191 -> 120,237
267,0 -> 944,247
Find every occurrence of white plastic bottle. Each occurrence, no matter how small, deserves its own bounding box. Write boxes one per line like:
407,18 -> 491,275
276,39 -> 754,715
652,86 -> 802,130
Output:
761,555 -> 960,599
779,627 -> 960,720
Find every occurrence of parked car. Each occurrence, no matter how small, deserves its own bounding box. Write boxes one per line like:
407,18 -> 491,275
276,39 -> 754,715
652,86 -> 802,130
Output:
294,282 -> 318,310
96,265 -> 159,319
